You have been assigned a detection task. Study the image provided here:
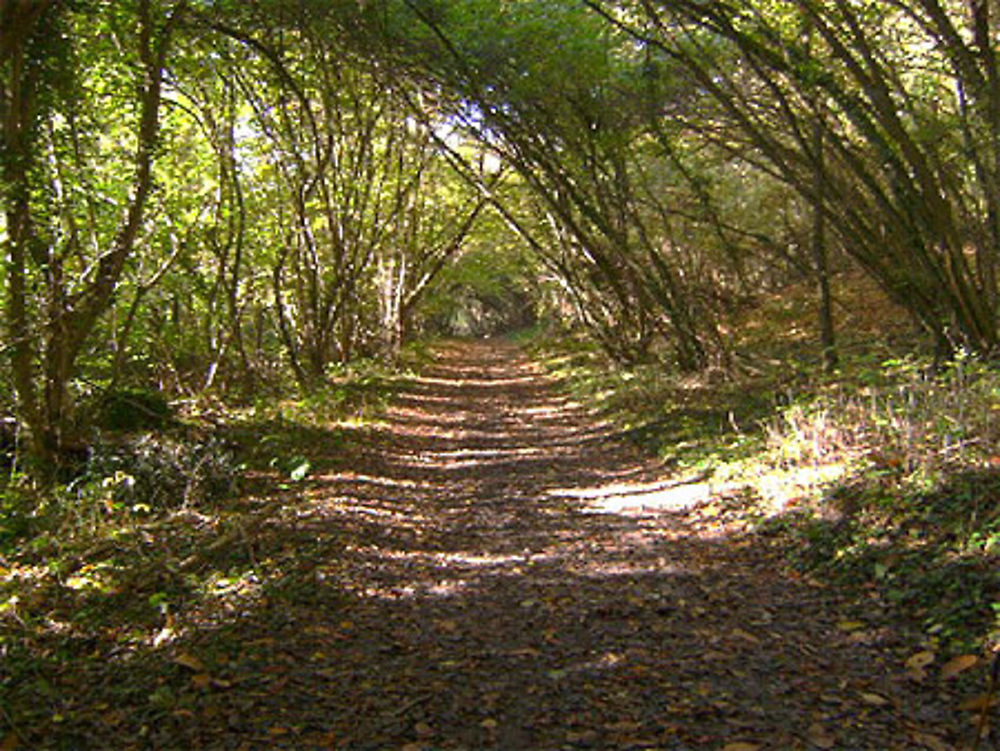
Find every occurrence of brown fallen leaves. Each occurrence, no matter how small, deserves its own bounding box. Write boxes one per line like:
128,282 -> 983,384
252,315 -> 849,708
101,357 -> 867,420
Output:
1,341 -> 989,750
941,654 -> 980,680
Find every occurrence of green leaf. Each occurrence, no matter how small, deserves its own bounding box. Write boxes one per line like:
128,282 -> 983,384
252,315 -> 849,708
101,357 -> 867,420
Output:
289,459 -> 311,482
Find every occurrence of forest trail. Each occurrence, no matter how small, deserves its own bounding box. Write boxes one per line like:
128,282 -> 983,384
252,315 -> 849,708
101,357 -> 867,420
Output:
185,338 -> 963,750
35,340 -> 967,749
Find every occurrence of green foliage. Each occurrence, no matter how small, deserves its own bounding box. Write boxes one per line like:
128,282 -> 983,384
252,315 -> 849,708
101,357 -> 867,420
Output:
754,372 -> 1000,648
422,239 -> 538,337
6,0 -> 1000,474
0,482 -> 38,552
625,0 -> 1000,353
533,332 -> 770,472
545,328 -> 1000,650
777,472 -> 1000,652
73,434 -> 239,517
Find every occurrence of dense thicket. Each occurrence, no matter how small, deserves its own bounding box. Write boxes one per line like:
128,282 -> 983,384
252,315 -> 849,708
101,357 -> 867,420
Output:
4,0 -> 1000,475
599,0 -> 1000,357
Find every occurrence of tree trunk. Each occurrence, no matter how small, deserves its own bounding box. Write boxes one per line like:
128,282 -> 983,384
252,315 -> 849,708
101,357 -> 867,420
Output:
1,0 -> 183,475
812,115 -> 838,373
2,5 -> 55,465
971,0 -> 1000,329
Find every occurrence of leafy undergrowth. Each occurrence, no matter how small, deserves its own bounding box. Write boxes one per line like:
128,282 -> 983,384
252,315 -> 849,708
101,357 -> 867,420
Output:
533,278 -> 1000,661
0,363 -> 412,747
2,337 -> 985,749
0,337 -> 994,749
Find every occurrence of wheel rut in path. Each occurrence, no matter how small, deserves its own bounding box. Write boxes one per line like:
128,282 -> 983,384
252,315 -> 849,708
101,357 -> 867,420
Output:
180,340 -> 963,749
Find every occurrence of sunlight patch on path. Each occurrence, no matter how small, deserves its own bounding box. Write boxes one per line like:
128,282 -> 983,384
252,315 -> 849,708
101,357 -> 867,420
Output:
411,375 -> 540,387
414,446 -> 551,460
548,475 -> 714,514
311,472 -> 428,489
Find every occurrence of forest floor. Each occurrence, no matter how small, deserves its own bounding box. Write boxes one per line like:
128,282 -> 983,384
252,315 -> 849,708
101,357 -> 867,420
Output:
1,339 -> 987,749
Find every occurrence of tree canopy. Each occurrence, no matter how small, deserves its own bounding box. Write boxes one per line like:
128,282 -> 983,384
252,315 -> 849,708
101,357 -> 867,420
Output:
4,0 -> 1000,472
5,5 -> 1000,747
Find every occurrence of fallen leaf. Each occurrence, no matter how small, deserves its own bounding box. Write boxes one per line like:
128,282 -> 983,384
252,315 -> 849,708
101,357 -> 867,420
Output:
174,653 -> 205,672
906,651 -> 936,670
837,620 -> 866,632
941,654 -> 979,680
414,722 -> 433,738
909,730 -> 953,751
860,691 -> 890,707
480,718 -> 498,730
731,628 -> 761,644
304,625 -> 334,636
722,743 -> 761,751
1,733 -> 18,750
65,575 -> 91,590
847,630 -> 877,644
191,673 -> 212,689
152,626 -> 175,648
807,723 -> 836,749
958,693 -> 999,711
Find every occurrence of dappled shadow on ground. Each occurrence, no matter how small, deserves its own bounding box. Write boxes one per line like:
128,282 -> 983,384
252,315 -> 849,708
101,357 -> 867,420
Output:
2,341 -> 976,749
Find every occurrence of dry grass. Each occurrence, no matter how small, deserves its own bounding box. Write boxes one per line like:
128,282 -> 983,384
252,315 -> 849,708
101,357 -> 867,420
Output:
537,265 -> 1000,652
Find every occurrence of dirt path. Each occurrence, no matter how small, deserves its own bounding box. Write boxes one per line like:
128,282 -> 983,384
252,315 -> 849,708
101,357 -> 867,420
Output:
21,340 -> 970,749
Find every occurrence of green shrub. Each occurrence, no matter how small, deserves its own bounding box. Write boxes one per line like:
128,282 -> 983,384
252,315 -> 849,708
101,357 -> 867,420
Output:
96,388 -> 174,431
0,482 -> 36,551
73,434 -> 239,514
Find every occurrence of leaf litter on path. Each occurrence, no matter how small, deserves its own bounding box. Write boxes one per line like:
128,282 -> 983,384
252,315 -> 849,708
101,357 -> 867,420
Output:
1,340 -> 983,749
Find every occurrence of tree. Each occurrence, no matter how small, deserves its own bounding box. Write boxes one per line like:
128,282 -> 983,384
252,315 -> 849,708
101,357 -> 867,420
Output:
2,0 -> 187,471
375,0 -> 731,368
590,0 -> 1000,357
